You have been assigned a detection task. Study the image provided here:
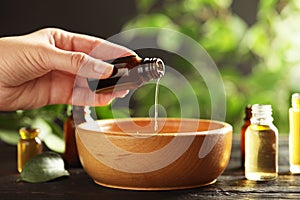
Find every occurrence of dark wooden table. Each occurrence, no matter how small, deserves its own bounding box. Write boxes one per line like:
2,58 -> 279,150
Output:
1,136 -> 299,200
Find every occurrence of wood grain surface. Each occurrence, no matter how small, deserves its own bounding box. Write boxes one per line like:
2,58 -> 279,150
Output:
0,136 -> 299,200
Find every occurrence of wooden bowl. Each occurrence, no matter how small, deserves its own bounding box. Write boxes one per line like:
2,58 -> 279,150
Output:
76,118 -> 232,190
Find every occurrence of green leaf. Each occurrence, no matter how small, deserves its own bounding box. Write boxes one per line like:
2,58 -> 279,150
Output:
19,152 -> 69,183
0,129 -> 20,145
31,118 -> 65,153
43,134 -> 65,153
95,105 -> 113,119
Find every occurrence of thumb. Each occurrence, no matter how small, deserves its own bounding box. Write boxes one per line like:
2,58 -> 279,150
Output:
48,48 -> 114,79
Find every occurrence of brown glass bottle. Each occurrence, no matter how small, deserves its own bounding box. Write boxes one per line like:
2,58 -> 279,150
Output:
87,55 -> 165,93
241,105 -> 252,168
63,106 -> 83,167
17,127 -> 42,172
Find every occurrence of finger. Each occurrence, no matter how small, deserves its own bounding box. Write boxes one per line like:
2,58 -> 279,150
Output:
72,75 -> 129,106
88,40 -> 137,60
45,28 -> 138,78
48,48 -> 114,79
71,87 -> 129,106
44,72 -> 128,106
49,28 -> 136,60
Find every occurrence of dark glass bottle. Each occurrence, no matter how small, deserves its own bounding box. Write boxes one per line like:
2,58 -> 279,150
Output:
87,55 -> 165,93
63,106 -> 84,167
241,105 -> 252,168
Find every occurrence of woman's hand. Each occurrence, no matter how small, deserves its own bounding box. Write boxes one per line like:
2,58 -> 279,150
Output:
0,28 -> 133,111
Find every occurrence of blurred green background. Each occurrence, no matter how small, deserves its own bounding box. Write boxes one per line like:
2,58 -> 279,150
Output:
1,0 -> 300,152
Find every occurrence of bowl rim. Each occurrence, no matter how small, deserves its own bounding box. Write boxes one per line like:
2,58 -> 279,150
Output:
76,117 -> 232,137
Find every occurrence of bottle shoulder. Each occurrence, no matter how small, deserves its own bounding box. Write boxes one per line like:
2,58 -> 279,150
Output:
247,124 -> 278,133
19,137 -> 42,144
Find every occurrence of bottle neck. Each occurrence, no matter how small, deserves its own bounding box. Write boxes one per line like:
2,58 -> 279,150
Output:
141,57 -> 165,79
19,127 -> 39,139
250,104 -> 273,126
244,105 -> 252,121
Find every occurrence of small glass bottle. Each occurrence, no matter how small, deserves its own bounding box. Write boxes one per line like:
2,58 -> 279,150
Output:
87,55 -> 165,93
241,105 -> 252,168
63,106 -> 82,167
289,93 -> 300,174
245,104 -> 278,181
17,127 -> 42,173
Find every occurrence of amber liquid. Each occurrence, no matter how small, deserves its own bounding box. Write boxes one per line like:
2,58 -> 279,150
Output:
289,108 -> 300,173
17,138 -> 42,172
245,125 -> 278,181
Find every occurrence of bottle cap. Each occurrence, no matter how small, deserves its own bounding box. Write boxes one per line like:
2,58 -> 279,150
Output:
19,127 -> 40,139
250,104 -> 273,124
292,93 -> 300,108
143,57 -> 165,78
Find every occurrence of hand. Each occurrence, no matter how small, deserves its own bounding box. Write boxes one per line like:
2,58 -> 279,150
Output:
0,28 -> 134,111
